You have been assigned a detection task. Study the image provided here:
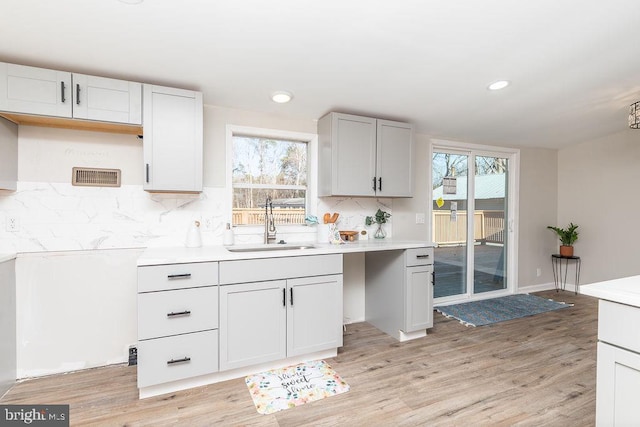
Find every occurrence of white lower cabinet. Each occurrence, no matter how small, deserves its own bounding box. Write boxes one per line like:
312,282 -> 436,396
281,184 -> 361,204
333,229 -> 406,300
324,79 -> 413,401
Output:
137,262 -> 218,390
365,247 -> 434,340
287,275 -> 344,356
595,299 -> 640,426
219,280 -> 287,371
596,342 -> 640,426
405,264 -> 434,332
218,254 -> 343,372
219,274 -> 343,371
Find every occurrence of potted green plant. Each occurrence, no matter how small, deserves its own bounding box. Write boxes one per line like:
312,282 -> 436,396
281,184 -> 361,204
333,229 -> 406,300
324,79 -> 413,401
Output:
365,209 -> 391,239
547,222 -> 579,257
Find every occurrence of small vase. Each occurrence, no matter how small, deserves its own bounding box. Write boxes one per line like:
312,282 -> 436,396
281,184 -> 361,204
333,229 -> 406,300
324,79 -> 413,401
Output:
374,223 -> 386,239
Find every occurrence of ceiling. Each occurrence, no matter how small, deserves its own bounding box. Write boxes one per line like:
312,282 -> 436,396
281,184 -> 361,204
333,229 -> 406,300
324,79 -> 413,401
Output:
1,0 -> 639,149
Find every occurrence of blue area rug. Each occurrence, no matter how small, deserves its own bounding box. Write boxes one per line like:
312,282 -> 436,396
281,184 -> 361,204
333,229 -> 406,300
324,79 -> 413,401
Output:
435,294 -> 572,327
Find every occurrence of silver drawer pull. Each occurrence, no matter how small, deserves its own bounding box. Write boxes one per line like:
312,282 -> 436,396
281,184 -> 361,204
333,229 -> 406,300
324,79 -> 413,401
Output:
167,357 -> 191,365
167,310 -> 191,318
167,273 -> 192,280
416,254 -> 430,259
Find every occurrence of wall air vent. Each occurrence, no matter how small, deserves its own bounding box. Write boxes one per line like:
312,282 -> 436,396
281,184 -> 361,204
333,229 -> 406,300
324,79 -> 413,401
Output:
72,167 -> 121,187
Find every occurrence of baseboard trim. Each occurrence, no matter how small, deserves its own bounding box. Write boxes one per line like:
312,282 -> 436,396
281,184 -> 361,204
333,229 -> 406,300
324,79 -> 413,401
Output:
518,282 -> 578,294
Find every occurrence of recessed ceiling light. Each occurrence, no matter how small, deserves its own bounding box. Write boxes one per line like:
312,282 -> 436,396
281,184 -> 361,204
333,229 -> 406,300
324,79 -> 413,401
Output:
487,80 -> 510,91
118,0 -> 143,4
271,91 -> 293,103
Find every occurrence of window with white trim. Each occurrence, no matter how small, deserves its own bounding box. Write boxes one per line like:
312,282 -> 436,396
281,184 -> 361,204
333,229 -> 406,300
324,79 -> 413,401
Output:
232,134 -> 308,226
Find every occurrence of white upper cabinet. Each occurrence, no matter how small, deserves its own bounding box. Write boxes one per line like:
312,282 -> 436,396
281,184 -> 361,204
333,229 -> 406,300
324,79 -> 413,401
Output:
143,84 -> 203,193
376,119 -> 414,197
318,112 -> 414,197
0,62 -> 72,118
71,74 -> 141,124
0,62 -> 142,126
0,117 -> 18,191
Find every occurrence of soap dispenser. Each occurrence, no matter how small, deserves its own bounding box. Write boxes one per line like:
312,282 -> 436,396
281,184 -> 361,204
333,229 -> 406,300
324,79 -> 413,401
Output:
223,222 -> 234,246
185,220 -> 202,248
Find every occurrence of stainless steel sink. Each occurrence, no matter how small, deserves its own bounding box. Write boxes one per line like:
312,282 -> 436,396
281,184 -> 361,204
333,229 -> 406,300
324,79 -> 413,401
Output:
226,244 -> 316,253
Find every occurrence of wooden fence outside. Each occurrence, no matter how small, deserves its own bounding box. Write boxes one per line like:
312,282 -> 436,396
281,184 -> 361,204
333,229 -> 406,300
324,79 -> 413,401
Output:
233,208 -> 306,225
433,210 -> 505,245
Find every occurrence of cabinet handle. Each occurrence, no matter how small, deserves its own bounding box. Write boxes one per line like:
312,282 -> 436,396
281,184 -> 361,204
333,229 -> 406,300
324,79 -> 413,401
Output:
76,84 -> 80,105
167,357 -> 191,365
282,288 -> 286,307
432,271 -> 436,286
378,177 -> 382,192
60,81 -> 66,103
416,254 -> 430,259
290,287 -> 294,306
167,273 -> 191,280
372,177 -> 377,192
167,310 -> 191,318
145,164 -> 150,183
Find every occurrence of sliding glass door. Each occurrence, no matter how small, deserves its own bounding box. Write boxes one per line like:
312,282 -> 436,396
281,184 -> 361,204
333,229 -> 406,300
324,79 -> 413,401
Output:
432,152 -> 469,298
432,147 -> 515,302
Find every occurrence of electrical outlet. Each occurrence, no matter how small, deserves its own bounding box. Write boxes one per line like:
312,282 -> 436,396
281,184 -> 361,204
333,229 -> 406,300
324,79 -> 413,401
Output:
6,216 -> 19,232
415,213 -> 426,224
128,346 -> 137,366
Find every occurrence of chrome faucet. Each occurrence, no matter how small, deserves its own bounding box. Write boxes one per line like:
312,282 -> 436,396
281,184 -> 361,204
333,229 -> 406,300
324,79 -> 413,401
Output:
264,196 -> 277,244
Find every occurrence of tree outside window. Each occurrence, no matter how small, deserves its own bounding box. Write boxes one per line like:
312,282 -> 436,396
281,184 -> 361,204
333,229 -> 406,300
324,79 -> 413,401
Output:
232,135 -> 307,226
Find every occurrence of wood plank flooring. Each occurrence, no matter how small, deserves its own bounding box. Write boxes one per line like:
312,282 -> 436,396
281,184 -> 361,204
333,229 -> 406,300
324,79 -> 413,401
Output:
1,290 -> 597,426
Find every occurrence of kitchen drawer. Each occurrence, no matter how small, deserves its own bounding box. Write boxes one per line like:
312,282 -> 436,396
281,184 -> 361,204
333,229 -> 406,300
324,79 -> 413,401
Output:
405,247 -> 434,267
138,262 -> 218,292
137,330 -> 218,388
598,300 -> 640,354
138,286 -> 218,340
219,254 -> 342,284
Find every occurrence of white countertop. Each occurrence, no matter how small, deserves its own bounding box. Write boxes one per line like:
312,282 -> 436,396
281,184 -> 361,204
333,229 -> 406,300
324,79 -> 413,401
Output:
137,239 -> 434,266
0,253 -> 17,263
581,275 -> 640,308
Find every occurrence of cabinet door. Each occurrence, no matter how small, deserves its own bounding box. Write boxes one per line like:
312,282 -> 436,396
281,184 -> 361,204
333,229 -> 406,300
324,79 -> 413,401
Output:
0,117 -> 18,191
596,342 -> 640,426
287,275 -> 343,357
376,119 -> 414,197
328,113 -> 377,196
219,280 -> 287,371
72,74 -> 142,124
143,84 -> 203,192
0,62 -> 72,118
404,264 -> 433,332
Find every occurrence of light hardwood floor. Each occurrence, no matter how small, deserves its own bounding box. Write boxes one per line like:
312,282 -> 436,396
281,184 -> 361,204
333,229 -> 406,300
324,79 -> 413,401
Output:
1,290 -> 597,426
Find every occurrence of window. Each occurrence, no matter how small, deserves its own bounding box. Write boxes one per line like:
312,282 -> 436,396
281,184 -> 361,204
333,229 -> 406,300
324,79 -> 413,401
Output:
231,134 -> 308,226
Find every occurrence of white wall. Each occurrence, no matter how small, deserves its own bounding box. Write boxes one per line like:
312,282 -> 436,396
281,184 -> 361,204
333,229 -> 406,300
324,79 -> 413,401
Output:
558,129 -> 640,284
0,258 -> 16,396
518,147 -> 558,288
15,250 -> 140,378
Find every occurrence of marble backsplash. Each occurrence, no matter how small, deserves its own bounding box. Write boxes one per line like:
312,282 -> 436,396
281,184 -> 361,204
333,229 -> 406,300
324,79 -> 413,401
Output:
0,182 -> 392,253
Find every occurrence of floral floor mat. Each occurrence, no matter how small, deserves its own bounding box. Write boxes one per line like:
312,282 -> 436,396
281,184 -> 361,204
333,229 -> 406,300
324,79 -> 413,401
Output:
245,360 -> 350,415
